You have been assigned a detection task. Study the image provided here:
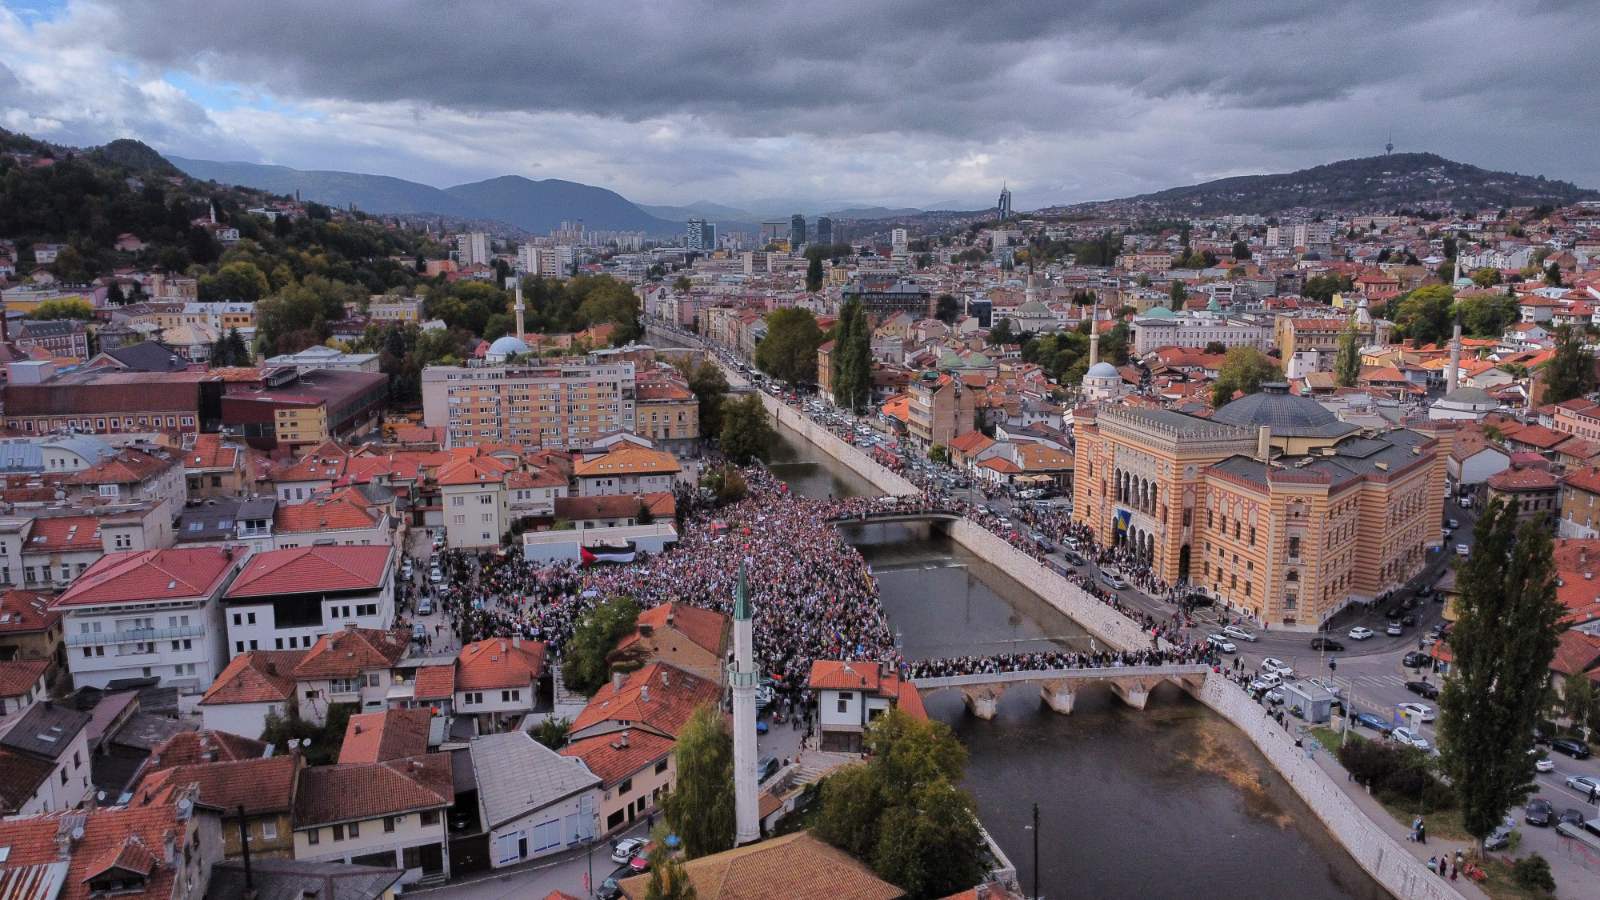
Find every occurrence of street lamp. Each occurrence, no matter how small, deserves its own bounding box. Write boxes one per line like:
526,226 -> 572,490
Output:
1023,802 -> 1041,900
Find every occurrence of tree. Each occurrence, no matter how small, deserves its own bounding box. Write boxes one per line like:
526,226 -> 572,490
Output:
1437,500 -> 1566,851
1470,267 -> 1502,288
662,704 -> 734,859
806,254 -> 824,293
719,394 -> 776,464
934,293 -> 960,324
27,298 -> 95,320
1455,293 -> 1519,337
988,317 -> 1016,346
928,444 -> 948,464
531,716 -> 571,749
1302,273 -> 1354,304
673,275 -> 692,293
687,360 -> 730,439
1562,672 -> 1594,739
755,307 -> 823,384
1231,240 -> 1251,260
1334,318 -> 1362,388
560,597 -> 641,695
1545,261 -> 1563,286
1391,285 -> 1455,346
644,824 -> 696,899
1168,280 -> 1186,310
200,260 -> 270,302
1210,346 -> 1280,407
1543,324 -> 1595,405
832,298 -> 872,413
815,711 -> 987,898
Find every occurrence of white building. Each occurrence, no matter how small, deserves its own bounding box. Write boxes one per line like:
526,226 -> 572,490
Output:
292,754 -> 454,886
0,702 -> 93,814
806,659 -> 927,753
1131,308 -> 1273,356
572,446 -> 680,497
53,546 -> 245,694
456,232 -> 491,267
469,732 -> 601,869
220,545 -> 396,653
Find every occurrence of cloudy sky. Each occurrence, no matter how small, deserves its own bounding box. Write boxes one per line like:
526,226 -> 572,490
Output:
2,0 -> 1596,210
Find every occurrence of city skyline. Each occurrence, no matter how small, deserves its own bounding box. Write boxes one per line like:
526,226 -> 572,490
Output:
2,1 -> 1597,210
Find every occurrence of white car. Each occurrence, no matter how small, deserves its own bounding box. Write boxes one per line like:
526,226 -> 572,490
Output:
1566,775 -> 1600,795
1306,677 -> 1342,698
1397,702 -> 1435,723
1534,756 -> 1555,774
1206,634 -> 1237,653
1386,621 -> 1404,636
1391,727 -> 1431,751
1222,625 -> 1257,643
1348,626 -> 1375,641
1455,543 -> 1470,557
610,837 -> 647,864
1261,658 -> 1294,678
1255,671 -> 1283,688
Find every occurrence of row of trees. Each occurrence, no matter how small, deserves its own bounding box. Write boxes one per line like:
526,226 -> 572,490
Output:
831,298 -> 872,412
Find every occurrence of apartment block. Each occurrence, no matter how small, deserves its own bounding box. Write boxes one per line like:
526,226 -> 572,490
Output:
420,361 -> 636,449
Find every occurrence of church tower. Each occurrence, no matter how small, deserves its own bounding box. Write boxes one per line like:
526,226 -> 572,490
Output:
730,562 -> 760,845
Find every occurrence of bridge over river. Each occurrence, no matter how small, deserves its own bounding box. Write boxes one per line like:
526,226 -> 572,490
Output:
911,663 -> 1212,719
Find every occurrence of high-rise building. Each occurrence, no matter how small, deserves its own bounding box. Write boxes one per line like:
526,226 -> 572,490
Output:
455,232 -> 491,267
790,214 -> 807,248
686,219 -> 717,251
815,216 -> 833,246
997,183 -> 1013,221
420,360 -> 637,449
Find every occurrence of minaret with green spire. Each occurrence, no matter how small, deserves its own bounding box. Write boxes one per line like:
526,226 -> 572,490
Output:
730,560 -> 759,844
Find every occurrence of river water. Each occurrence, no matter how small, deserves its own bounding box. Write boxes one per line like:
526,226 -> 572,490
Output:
769,425 -> 1385,899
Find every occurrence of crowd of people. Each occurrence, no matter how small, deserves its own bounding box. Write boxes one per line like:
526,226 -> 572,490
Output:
906,644 -> 1214,680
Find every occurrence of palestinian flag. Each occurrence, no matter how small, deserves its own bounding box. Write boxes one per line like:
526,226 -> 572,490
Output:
580,541 -> 637,565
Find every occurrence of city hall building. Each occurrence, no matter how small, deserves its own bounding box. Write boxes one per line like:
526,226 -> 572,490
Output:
1072,386 -> 1451,630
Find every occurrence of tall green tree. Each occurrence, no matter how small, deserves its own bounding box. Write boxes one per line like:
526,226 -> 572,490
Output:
1334,318 -> 1362,388
560,597 -> 641,695
934,293 -> 960,324
806,254 -> 824,293
1562,673 -> 1594,740
662,704 -> 735,860
815,711 -> 987,898
1391,285 -> 1455,346
1168,280 -> 1186,310
755,307 -> 823,385
1543,324 -> 1595,404
1210,346 -> 1280,407
719,394 -> 776,464
1437,500 -> 1566,850
644,823 -> 696,899
833,300 -> 872,413
687,360 -> 730,439
1545,261 -> 1563,286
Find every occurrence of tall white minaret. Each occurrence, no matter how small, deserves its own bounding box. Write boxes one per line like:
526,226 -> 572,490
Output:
1445,317 -> 1462,393
730,563 -> 760,845
1087,298 -> 1101,369
514,281 -> 526,343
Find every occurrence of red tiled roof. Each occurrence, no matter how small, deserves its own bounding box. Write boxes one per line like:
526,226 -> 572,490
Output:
0,658 -> 48,698
411,665 -> 455,701
292,754 -> 454,826
145,729 -> 268,771
1550,630 -> 1600,680
0,793 -> 200,900
808,660 -> 883,692
617,603 -> 727,659
1487,467 -> 1559,492
293,627 -> 409,679
0,589 -> 59,635
182,433 -> 240,472
130,754 -> 299,816
456,638 -> 546,691
199,651 -> 304,707
947,431 -> 994,455
573,446 -> 680,478
561,730 -> 674,786
435,454 -> 513,487
21,516 -> 102,553
63,447 -> 176,486
339,707 -> 433,764
273,488 -> 383,533
52,547 -> 240,608
226,545 -> 392,599
571,662 -> 720,739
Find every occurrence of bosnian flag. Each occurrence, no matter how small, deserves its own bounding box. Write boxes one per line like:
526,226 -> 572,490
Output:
580,542 -> 637,565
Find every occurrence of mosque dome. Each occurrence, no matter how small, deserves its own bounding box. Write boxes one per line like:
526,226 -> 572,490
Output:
487,335 -> 531,357
1143,306 -> 1176,319
1085,361 -> 1119,379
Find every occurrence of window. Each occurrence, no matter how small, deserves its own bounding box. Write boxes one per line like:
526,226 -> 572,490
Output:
655,759 -> 668,774
307,829 -> 320,845
348,822 -> 359,838
332,824 -> 345,841
420,810 -> 440,827
262,820 -> 277,840
619,777 -> 633,796
837,691 -> 852,714
366,673 -> 380,687
384,816 -> 396,833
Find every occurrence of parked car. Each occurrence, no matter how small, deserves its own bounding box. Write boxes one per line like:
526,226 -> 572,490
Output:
1255,671 -> 1283,688
1390,727 -> 1431,751
1264,687 -> 1286,705
1031,533 -> 1055,553
1385,622 -> 1404,637
1063,550 -> 1087,567
1401,651 -> 1430,669
1447,518 -> 1460,530
1222,625 -> 1257,642
1525,798 -> 1554,827
1397,702 -> 1435,723
1535,756 -> 1555,773
1353,712 -> 1391,733
1206,634 -> 1237,653
1483,818 -> 1514,851
412,623 -> 427,641
429,567 -> 443,584
611,838 -> 647,865
1348,626 -> 1375,641
757,755 -> 780,784
1309,637 -> 1345,652
1565,774 -> 1600,794
1404,681 -> 1439,699
1559,808 -> 1586,827
1455,543 -> 1470,557
1260,658 -> 1293,678
417,598 -> 434,616
1400,614 -> 1418,627
1552,739 -> 1592,760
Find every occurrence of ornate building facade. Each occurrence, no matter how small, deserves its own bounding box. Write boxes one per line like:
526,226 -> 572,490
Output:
1073,386 -> 1452,630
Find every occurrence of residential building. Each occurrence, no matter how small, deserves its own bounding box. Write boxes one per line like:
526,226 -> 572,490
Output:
437,453 -> 514,549
456,232 -> 491,267
220,368 -> 387,452
221,546 -> 396,654
368,296 -> 423,324
142,730 -> 268,774
573,445 -> 680,497
52,547 -> 247,694
272,488 -> 393,549
612,602 -> 727,685
2,367 -> 221,437
568,662 -> 720,744
181,433 -> 253,498
291,626 -> 410,726
338,707 -> 433,765
420,360 -> 636,450
0,588 -> 62,665
0,507 -> 168,593
907,374 -> 977,450
454,637 -> 545,734
1485,466 -> 1560,525
0,701 -> 93,814
1073,387 -> 1449,630
841,279 -> 933,321
291,754 -> 454,887
12,319 -> 90,359
560,728 -> 674,835
173,497 -> 277,552
468,732 -> 600,869
1274,315 -> 1390,374
0,657 -> 49,715
1560,466 -> 1600,538
807,659 -> 928,753
616,831 -> 901,900
197,650 -> 303,738
635,381 -> 699,445
129,754 -> 302,859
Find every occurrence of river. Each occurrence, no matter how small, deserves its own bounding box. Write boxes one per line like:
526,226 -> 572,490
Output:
769,423 -> 1386,899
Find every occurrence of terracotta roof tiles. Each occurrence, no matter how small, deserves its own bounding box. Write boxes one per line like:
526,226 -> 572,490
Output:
199,651 -> 304,707
338,708 -> 433,764
292,754 -> 454,826
292,627 -> 410,680
52,547 -> 241,608
225,545 -> 393,599
455,638 -> 546,692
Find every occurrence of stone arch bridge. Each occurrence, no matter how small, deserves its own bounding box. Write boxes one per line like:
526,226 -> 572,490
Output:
910,663 -> 1212,719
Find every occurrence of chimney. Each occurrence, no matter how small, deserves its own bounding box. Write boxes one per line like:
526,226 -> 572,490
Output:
640,685 -> 650,703
612,670 -> 626,692
619,730 -> 630,748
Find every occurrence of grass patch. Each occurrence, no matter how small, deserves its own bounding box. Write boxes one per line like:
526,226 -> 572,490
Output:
1371,803 -> 1472,842
1476,856 -> 1554,900
1311,726 -> 1366,756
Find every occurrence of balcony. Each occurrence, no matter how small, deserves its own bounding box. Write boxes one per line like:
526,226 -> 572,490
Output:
66,623 -> 206,647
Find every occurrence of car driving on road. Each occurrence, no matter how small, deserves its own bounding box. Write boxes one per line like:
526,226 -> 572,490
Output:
1309,637 -> 1344,652
1260,657 -> 1294,678
1404,681 -> 1439,699
1206,634 -> 1237,653
1353,712 -> 1391,733
1390,727 -> 1431,751
1396,702 -> 1435,722
1348,626 -> 1374,641
1222,625 -> 1256,642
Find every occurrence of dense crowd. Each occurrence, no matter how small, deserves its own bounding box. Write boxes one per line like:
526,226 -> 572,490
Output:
906,644 -> 1214,679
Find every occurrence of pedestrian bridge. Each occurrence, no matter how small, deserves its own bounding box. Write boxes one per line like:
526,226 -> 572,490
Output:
911,663 -> 1212,719
825,510 -> 961,526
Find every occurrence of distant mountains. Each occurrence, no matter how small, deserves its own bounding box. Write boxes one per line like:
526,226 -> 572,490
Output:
170,157 -> 681,236
1103,153 -> 1598,215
